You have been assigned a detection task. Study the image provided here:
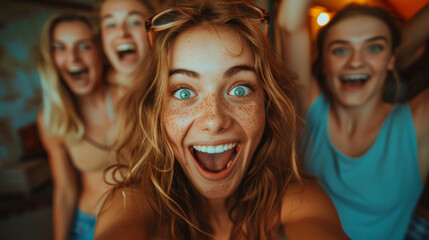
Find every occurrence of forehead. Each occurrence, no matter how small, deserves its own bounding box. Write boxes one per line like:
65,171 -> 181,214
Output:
169,26 -> 254,71
101,0 -> 148,17
53,21 -> 92,40
325,15 -> 391,44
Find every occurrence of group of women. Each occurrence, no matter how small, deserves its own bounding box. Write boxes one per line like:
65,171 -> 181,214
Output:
35,0 -> 428,239
37,0 -> 155,239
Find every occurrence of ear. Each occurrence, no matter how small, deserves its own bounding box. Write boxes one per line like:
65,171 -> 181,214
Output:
387,55 -> 395,71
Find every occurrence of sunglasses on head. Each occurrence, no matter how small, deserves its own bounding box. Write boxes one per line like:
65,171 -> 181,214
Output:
145,1 -> 270,47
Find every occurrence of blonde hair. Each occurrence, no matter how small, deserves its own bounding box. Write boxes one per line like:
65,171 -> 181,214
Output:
37,13 -> 98,138
109,1 -> 301,239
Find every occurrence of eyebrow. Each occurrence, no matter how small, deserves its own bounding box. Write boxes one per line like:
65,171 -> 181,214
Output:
101,11 -> 145,21
223,64 -> 256,78
169,64 -> 256,79
327,36 -> 389,49
52,38 -> 93,45
169,69 -> 200,78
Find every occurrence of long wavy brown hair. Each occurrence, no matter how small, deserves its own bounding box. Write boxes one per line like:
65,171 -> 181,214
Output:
108,1 -> 302,239
37,13 -> 99,138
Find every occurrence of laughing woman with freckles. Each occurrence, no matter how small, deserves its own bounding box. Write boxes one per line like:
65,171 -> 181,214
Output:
278,0 -> 429,239
37,13 -> 116,240
94,1 -> 348,239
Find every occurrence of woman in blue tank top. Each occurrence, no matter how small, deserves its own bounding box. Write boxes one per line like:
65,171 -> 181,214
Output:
277,1 -> 429,239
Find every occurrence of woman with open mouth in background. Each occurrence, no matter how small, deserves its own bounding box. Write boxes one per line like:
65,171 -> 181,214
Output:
278,0 -> 429,239
37,13 -> 116,240
97,0 -> 163,100
94,1 -> 349,239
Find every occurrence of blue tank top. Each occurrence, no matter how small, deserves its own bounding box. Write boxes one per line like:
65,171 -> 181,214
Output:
304,94 -> 423,240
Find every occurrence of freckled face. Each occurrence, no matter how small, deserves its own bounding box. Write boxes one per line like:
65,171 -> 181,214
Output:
323,15 -> 395,107
52,21 -> 103,95
100,0 -> 150,76
162,27 -> 265,199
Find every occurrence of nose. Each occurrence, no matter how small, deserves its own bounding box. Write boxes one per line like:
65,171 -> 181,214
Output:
119,22 -> 131,37
67,48 -> 80,63
197,94 -> 232,133
347,49 -> 364,69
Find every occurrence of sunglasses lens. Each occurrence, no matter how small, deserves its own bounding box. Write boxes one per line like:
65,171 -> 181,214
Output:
153,10 -> 183,27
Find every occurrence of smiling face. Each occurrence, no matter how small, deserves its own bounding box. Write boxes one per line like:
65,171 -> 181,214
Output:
162,27 -> 265,200
100,0 -> 150,76
322,15 -> 395,107
52,21 -> 103,95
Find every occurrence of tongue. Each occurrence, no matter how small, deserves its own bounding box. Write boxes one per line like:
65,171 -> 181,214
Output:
119,50 -> 137,63
71,71 -> 88,82
342,79 -> 367,85
195,148 -> 234,172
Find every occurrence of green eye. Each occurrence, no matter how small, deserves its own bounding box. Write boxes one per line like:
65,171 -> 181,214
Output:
174,89 -> 195,100
368,44 -> 383,52
129,20 -> 141,26
106,22 -> 116,28
53,45 -> 65,51
229,86 -> 250,97
332,47 -> 348,55
79,44 -> 91,51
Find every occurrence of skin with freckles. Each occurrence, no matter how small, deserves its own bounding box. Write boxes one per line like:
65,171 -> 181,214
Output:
163,26 -> 265,199
52,21 -> 103,95
94,2 -> 349,239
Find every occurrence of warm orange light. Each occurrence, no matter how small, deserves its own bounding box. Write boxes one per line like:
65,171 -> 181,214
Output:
317,12 -> 330,26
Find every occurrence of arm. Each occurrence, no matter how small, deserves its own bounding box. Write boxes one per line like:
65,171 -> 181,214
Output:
281,179 -> 349,239
396,4 -> 429,70
37,113 -> 78,240
409,88 -> 429,182
95,188 -> 155,240
277,0 -> 321,112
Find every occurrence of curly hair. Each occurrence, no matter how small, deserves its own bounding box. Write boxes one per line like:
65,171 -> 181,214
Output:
108,1 -> 301,239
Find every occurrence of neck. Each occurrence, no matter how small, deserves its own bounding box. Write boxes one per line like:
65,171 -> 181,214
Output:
205,198 -> 233,239
75,83 -> 105,107
106,68 -> 133,100
330,95 -> 392,134
107,67 -> 133,88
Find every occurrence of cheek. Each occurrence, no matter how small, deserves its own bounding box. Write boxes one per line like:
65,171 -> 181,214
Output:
83,51 -> 100,65
52,52 -> 63,68
162,101 -> 198,145
371,55 -> 393,73
234,100 -> 265,139
132,28 -> 147,42
102,31 -> 115,50
324,56 -> 343,75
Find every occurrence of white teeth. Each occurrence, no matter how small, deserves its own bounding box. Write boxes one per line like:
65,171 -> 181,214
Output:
226,160 -> 232,168
116,44 -> 135,51
70,66 -> 84,73
342,75 -> 369,81
193,143 -> 236,154
207,146 -> 215,153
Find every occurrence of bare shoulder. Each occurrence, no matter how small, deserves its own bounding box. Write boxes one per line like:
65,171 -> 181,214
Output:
281,179 -> 349,239
36,111 -> 63,150
95,187 -> 158,240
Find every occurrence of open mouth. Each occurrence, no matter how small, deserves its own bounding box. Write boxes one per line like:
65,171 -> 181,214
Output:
116,44 -> 137,61
340,74 -> 370,86
190,143 -> 238,173
68,66 -> 89,81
